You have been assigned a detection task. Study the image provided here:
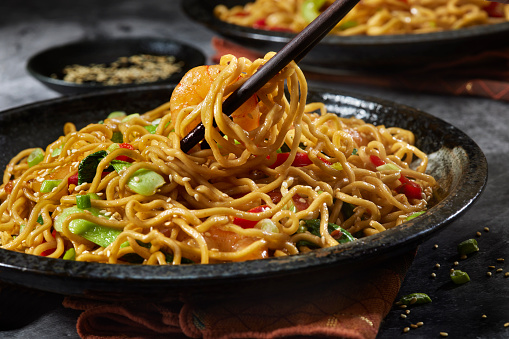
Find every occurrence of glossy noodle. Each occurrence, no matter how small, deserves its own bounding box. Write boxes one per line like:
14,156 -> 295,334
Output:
214,0 -> 509,35
0,53 -> 436,265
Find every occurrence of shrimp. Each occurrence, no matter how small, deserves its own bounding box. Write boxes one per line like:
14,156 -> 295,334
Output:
169,64 -> 260,135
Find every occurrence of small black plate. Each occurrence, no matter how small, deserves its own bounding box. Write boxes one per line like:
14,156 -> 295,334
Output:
182,0 -> 509,71
0,85 -> 487,302
26,37 -> 206,95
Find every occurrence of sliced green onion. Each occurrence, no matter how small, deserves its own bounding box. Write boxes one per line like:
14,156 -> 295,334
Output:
76,194 -> 92,209
143,125 -> 158,134
457,238 -> 479,256
121,113 -> 140,122
406,211 -> 426,221
450,270 -> 470,284
51,145 -> 63,157
63,248 -> 76,260
27,148 -> 44,167
107,111 -> 126,119
258,219 -> 279,233
397,293 -> 432,305
40,179 -> 62,193
339,20 -> 358,30
107,143 -> 120,153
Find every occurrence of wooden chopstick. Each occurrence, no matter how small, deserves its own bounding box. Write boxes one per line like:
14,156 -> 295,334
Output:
180,0 -> 360,153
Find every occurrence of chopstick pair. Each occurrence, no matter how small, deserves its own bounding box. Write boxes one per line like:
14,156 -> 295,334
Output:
180,0 -> 360,153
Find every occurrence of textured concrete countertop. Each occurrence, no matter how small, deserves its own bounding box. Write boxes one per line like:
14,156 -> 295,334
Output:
0,1 -> 508,338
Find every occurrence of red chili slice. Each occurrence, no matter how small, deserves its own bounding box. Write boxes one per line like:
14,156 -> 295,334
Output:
68,173 -> 79,186
369,155 -> 386,167
233,205 -> 271,229
269,152 -> 331,169
396,176 -> 423,200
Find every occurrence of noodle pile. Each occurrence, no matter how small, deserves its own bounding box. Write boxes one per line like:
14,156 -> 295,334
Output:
0,53 -> 436,265
214,0 -> 509,35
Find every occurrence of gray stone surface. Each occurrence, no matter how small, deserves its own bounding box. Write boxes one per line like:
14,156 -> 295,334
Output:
0,0 -> 508,338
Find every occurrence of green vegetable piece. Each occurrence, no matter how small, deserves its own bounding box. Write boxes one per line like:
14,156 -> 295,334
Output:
397,293 -> 432,305
406,211 -> 426,221
110,159 -> 132,173
63,248 -> 76,260
301,0 -> 327,23
76,194 -> 92,209
450,270 -> 470,284
107,111 -> 126,119
376,163 -> 400,171
127,169 -> 165,196
457,239 -> 479,256
107,143 -> 120,153
303,219 -> 355,244
341,203 -> 356,220
40,179 -> 62,193
54,206 -> 121,247
37,214 -> 44,224
143,125 -> 158,134
121,113 -> 140,122
339,20 -> 358,30
111,131 -> 123,143
51,145 -> 63,157
351,148 -> 358,155
27,148 -> 44,167
78,150 -> 108,185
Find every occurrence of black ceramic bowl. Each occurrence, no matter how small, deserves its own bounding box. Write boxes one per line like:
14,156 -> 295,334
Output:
26,37 -> 206,95
182,0 -> 509,71
0,85 -> 487,302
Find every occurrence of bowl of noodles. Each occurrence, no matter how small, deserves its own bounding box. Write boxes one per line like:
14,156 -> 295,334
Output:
0,54 -> 486,301
182,0 -> 509,70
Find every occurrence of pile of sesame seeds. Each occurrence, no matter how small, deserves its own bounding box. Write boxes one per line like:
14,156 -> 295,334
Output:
54,54 -> 184,86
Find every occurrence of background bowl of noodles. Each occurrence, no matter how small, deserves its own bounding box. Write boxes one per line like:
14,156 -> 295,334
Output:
182,0 -> 509,71
0,85 -> 486,301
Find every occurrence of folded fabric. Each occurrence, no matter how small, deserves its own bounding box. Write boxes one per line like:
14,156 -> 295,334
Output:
63,251 -> 415,339
211,37 -> 509,102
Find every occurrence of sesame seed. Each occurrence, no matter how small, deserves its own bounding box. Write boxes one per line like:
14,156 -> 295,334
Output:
460,254 -> 467,260
182,177 -> 191,182
104,211 -> 112,217
168,156 -> 175,161
497,258 -> 505,263
487,272 -> 492,277
403,327 -> 410,333
450,268 -> 455,273
416,322 -> 424,327
489,265 -> 496,269
440,332 -> 449,337
505,272 -> 509,277
435,263 -> 441,268
504,323 -> 509,328
484,227 -> 489,232
497,268 -> 503,273
401,314 -> 407,319
431,272 -> 436,278
481,314 -> 487,319
133,176 -> 140,182
194,194 -> 199,201
409,297 -> 417,305
476,231 -> 481,237
405,310 -> 410,315
399,304 -> 407,309
433,244 -> 438,249
454,261 -> 459,266
410,324 -> 418,329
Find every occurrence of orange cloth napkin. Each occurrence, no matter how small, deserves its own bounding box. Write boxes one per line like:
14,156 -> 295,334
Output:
63,251 -> 415,339
211,36 -> 509,102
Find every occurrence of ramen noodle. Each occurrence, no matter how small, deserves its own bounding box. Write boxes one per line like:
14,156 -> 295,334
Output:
214,0 -> 509,35
0,53 -> 436,265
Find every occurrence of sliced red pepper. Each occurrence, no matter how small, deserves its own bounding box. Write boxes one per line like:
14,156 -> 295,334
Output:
68,173 -> 79,186
369,155 -> 386,167
292,193 -> 310,211
40,229 -> 58,256
116,143 -> 135,162
371,155 -> 422,199
233,205 -> 271,229
484,2 -> 504,17
396,176 -> 422,200
269,152 -> 331,169
119,143 -> 134,150
252,18 -> 293,32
